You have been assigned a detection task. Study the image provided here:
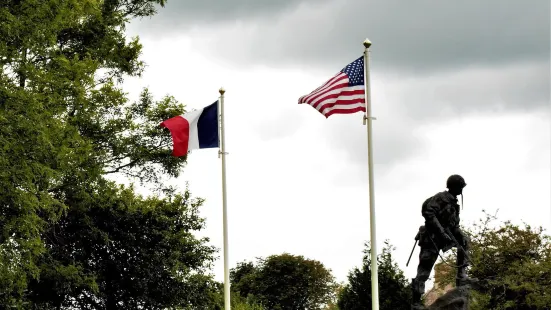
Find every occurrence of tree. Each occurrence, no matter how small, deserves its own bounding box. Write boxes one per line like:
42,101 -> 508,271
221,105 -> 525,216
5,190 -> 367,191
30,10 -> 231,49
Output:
1,0 -> 218,308
230,261 -> 258,301
208,281 -> 265,310
26,181 -> 217,309
324,283 -> 344,310
230,253 -> 337,310
337,241 -> 411,310
435,211 -> 551,309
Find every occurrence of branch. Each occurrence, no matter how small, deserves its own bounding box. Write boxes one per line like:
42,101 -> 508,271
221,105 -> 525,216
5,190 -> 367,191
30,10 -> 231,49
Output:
100,155 -> 127,166
18,48 -> 27,88
104,158 -> 140,174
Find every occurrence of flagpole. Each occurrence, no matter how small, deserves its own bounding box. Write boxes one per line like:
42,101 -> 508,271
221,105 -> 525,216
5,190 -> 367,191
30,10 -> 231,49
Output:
218,87 -> 231,309
362,38 -> 379,310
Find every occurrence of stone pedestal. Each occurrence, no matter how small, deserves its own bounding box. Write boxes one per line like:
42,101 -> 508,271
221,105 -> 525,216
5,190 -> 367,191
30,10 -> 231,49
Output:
427,284 -> 470,310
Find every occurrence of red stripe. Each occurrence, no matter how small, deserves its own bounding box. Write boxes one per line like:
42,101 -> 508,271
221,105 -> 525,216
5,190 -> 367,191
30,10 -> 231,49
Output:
312,89 -> 364,109
298,73 -> 347,103
298,71 -> 366,118
309,81 -> 351,109
301,73 -> 344,100
304,76 -> 348,105
160,115 -> 190,157
318,97 -> 365,115
323,106 -> 366,118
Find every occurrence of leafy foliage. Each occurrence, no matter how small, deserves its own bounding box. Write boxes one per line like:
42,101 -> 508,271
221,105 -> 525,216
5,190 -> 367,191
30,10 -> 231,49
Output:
0,0 -> 218,308
208,282 -> 266,310
27,181 -> 217,309
435,211 -> 551,309
230,253 -> 337,310
337,241 -> 411,310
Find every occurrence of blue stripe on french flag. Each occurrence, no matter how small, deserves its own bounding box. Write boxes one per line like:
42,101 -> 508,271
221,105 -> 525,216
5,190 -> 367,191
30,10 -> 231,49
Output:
160,101 -> 219,156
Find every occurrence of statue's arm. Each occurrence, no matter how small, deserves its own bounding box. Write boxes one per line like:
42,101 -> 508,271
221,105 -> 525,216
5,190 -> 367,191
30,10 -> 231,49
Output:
422,197 -> 447,236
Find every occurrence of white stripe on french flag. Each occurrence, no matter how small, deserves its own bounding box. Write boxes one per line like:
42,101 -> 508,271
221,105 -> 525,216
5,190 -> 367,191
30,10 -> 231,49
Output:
160,101 -> 219,156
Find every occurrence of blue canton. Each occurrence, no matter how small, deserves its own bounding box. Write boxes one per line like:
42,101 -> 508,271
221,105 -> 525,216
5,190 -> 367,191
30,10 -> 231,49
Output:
340,56 -> 365,86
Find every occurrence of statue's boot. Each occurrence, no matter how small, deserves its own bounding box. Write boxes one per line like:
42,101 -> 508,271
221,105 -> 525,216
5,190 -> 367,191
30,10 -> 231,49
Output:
456,266 -> 479,287
411,302 -> 426,310
411,278 -> 427,310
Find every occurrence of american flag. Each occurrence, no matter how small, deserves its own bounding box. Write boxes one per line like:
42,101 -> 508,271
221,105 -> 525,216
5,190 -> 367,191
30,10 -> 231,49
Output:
298,56 -> 366,118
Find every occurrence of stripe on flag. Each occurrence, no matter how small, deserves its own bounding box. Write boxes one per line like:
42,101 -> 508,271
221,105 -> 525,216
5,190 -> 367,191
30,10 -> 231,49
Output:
160,101 -> 219,156
298,56 -> 366,118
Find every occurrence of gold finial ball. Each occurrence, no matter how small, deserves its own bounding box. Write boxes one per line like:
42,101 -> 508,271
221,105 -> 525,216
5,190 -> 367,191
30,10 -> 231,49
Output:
219,87 -> 226,95
363,38 -> 372,48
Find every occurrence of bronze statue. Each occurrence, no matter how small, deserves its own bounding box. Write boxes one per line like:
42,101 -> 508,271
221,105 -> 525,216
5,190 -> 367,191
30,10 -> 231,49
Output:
410,174 -> 476,309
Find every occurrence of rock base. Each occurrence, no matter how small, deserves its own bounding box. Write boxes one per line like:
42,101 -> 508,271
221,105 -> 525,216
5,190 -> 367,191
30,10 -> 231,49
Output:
426,284 -> 470,310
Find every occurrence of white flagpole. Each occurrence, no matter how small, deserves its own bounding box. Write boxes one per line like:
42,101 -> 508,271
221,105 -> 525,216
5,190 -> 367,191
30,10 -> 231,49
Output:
218,87 -> 231,309
362,39 -> 379,310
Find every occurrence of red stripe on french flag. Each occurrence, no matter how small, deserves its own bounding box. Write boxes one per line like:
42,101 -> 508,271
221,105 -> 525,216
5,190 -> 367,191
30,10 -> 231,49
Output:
160,115 -> 190,156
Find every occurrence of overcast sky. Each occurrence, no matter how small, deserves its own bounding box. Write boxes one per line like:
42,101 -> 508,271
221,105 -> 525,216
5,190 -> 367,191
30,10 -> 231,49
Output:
122,0 -> 550,290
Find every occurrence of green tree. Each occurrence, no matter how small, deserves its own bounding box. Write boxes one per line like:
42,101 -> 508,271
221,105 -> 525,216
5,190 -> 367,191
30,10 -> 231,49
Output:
337,241 -> 411,310
324,283 -> 344,310
27,181 -> 217,309
230,253 -> 337,310
1,0 -> 218,308
435,211 -> 551,309
208,282 -> 265,310
230,261 -> 258,301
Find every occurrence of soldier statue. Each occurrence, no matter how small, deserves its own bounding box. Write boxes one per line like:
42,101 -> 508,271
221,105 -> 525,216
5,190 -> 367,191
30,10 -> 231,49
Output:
410,174 -> 476,309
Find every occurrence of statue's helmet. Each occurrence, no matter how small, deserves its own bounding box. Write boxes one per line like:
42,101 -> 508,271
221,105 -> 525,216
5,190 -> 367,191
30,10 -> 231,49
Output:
446,174 -> 466,190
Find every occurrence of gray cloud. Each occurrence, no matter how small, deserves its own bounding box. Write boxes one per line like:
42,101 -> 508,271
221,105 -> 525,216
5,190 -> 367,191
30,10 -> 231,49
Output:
321,110 -> 430,184
242,59 -> 548,177
250,107 -> 307,141
132,0 -> 550,75
311,61 -> 550,175
131,0 -> 328,33
128,0 -> 549,180
383,60 -> 550,120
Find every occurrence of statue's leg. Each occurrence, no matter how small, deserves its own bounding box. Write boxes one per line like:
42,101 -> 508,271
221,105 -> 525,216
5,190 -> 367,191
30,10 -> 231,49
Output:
452,228 -> 468,265
453,228 -> 474,286
412,247 -> 438,308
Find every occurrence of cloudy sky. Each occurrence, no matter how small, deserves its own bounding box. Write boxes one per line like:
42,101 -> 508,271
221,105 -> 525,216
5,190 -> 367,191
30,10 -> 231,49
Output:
121,0 -> 550,290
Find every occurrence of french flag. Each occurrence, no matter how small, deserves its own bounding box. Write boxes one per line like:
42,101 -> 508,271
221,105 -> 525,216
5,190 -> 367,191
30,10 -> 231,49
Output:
160,101 -> 219,156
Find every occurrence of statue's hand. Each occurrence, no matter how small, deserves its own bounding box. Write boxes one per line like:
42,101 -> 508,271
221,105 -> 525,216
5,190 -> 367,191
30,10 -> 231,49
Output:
460,234 -> 469,247
461,234 -> 469,246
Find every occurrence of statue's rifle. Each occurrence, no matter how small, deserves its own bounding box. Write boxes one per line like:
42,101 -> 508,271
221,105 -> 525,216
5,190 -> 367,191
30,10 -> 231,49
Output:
408,226 -> 475,269
443,228 -> 474,267
406,226 -> 424,267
